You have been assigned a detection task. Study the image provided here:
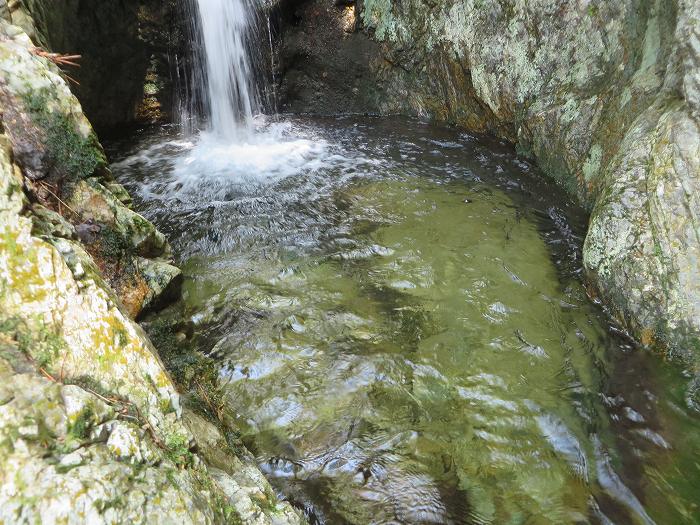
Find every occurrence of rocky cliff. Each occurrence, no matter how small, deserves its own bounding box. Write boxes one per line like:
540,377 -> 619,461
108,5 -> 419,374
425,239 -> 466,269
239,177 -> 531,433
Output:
0,20 -> 304,524
277,0 -> 700,390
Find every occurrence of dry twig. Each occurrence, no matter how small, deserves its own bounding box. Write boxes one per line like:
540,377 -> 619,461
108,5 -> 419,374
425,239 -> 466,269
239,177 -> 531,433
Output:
38,180 -> 79,218
30,47 -> 81,85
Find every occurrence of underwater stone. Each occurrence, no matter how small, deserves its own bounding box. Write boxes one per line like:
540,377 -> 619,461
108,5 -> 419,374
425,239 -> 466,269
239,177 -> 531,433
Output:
287,0 -> 700,376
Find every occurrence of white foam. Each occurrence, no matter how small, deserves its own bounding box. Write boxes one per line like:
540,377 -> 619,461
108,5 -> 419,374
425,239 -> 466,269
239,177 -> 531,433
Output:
114,119 -> 375,205
173,127 -> 326,185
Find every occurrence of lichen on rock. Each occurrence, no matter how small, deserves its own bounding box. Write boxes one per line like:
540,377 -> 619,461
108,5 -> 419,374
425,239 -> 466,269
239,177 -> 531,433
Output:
278,0 -> 700,384
0,20 -> 304,525
0,18 -> 181,318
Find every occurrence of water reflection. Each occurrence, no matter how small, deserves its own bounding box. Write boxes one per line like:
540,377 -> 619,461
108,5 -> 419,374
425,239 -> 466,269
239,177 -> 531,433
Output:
111,116 -> 700,524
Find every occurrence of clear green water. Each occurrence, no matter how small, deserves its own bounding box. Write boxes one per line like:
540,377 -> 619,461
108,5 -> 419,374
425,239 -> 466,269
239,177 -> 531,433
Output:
112,117 -> 700,524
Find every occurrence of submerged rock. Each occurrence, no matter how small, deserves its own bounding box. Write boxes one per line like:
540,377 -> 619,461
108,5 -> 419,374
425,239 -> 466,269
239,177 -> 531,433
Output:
278,0 -> 700,377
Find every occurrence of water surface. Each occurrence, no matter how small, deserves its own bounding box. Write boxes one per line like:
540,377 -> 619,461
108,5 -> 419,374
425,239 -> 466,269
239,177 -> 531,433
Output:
111,116 -> 700,524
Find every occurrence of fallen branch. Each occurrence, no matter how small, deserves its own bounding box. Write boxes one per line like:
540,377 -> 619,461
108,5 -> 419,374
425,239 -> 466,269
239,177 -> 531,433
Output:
39,367 -> 57,382
38,180 -> 80,218
41,366 -> 168,451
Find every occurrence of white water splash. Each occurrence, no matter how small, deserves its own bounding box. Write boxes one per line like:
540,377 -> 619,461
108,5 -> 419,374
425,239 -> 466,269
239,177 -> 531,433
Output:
174,0 -> 349,193
170,122 -> 330,192
112,118 -> 375,205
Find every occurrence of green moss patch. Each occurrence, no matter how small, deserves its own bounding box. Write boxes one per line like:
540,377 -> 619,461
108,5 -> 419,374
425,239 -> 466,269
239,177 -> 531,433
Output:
0,316 -> 65,370
145,316 -> 225,420
22,90 -> 107,182
164,432 -> 195,468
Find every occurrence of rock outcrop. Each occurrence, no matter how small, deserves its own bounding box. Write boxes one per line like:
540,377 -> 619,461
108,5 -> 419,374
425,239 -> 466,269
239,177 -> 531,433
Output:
275,0 -> 382,115
1,0 -> 148,129
0,21 -> 304,524
278,0 -> 700,384
0,20 -> 181,318
0,0 -> 184,130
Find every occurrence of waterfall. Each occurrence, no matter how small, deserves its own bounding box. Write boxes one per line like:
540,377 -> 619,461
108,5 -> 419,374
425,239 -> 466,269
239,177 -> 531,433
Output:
266,15 -> 278,116
165,0 -> 322,186
189,0 -> 262,140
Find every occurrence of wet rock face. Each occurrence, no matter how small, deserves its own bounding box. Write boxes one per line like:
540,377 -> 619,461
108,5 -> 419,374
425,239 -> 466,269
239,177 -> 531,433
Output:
275,0 -> 383,114
277,0 -> 700,376
0,0 -> 184,130
0,0 -> 147,130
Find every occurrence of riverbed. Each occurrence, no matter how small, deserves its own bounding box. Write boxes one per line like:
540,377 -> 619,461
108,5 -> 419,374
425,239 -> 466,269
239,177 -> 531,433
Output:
111,116 -> 700,524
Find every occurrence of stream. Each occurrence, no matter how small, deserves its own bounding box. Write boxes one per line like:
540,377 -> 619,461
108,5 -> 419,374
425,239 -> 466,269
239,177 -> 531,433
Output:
110,116 -> 700,524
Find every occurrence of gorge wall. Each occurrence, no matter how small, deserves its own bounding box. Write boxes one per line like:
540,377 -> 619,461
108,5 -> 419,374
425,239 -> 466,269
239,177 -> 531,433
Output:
0,18 -> 303,524
276,0 -> 700,391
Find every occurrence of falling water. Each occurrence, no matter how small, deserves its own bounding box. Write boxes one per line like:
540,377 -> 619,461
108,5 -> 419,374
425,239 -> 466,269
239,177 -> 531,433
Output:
192,0 -> 261,139
266,15 -> 278,115
162,0 -> 320,186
